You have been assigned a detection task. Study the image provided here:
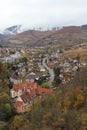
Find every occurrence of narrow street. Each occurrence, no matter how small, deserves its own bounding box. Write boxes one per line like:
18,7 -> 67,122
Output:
43,57 -> 55,87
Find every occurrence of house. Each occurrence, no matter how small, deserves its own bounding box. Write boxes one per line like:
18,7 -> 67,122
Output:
10,82 -> 37,98
36,86 -> 54,96
14,91 -> 37,113
14,97 -> 26,113
25,72 -> 38,82
11,82 -> 54,113
72,66 -> 79,72
39,65 -> 46,72
10,76 -> 22,84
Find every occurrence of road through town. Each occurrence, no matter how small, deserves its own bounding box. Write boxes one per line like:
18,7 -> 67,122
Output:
43,57 -> 55,87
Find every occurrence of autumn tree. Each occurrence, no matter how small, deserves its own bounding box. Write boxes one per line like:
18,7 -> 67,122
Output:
54,67 -> 61,86
0,92 -> 15,121
9,115 -> 30,130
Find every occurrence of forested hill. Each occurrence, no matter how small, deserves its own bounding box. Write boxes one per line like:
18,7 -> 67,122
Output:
1,25 -> 87,48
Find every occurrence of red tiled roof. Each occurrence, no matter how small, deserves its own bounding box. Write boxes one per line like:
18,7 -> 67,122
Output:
12,82 -> 53,95
27,82 -> 37,89
12,83 -> 27,92
21,89 -> 36,99
12,82 -> 37,92
37,86 -> 54,95
30,89 -> 36,97
14,101 -> 23,107
21,92 -> 30,102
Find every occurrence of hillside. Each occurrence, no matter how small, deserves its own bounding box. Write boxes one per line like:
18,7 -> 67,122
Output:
1,26 -> 87,48
0,34 -> 7,40
32,26 -> 87,48
0,30 -> 53,47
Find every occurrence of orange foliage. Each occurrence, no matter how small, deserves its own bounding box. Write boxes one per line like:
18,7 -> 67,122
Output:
75,87 -> 80,95
73,94 -> 85,108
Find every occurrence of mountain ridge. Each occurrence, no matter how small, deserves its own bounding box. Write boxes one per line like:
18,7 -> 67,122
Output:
0,25 -> 87,48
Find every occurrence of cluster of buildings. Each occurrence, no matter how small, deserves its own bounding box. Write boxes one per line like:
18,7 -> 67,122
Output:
47,49 -> 86,84
1,47 -> 86,113
7,47 -> 53,113
10,58 -> 48,85
11,82 -> 53,113
0,48 -> 22,63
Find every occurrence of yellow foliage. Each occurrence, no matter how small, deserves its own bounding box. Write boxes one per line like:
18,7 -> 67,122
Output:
63,95 -> 72,112
44,112 -> 52,120
64,96 -> 71,107
73,94 -> 85,108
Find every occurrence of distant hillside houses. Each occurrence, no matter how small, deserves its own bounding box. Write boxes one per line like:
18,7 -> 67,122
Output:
0,52 -> 22,63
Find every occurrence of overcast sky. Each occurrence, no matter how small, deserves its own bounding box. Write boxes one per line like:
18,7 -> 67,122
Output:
0,0 -> 87,30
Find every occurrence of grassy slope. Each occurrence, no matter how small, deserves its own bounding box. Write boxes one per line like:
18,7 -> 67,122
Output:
64,48 -> 87,62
